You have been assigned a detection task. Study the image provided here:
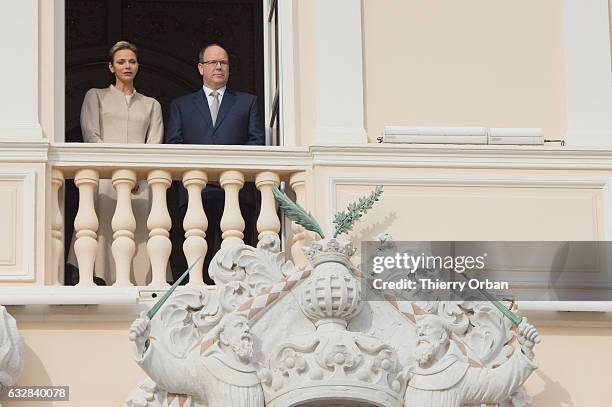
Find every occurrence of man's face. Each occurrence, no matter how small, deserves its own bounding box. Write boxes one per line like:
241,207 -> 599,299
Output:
414,317 -> 448,365
198,45 -> 230,90
221,314 -> 253,363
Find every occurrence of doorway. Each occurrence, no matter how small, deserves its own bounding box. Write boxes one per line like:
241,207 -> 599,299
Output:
63,0 -> 264,285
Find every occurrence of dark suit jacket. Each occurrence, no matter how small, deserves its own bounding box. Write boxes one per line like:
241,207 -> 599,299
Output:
165,88 -> 265,207
165,88 -> 264,146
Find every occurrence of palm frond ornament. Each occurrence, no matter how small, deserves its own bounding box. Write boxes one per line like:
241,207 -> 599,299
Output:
272,186 -> 326,239
272,185 -> 383,239
332,185 -> 383,237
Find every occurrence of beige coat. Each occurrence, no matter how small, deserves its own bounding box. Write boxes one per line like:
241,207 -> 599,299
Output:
70,85 -> 165,285
80,85 -> 163,144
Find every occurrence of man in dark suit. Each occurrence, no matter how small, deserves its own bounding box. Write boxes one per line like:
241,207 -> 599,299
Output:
166,43 -> 264,283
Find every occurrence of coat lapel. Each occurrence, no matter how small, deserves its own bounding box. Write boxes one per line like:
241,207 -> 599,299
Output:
214,89 -> 236,129
193,90 -> 213,129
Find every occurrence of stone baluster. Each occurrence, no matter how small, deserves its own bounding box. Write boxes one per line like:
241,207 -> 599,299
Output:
255,171 -> 280,242
290,172 -> 308,269
182,170 -> 208,286
73,169 -> 99,287
111,169 -> 137,286
220,170 -> 245,247
147,170 -> 172,287
51,169 -> 64,285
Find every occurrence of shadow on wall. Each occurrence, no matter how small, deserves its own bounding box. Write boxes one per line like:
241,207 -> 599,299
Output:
531,369 -> 574,407
8,344 -> 53,407
352,211 -> 398,242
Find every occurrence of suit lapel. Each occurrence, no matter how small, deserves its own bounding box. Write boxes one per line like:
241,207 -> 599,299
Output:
193,90 -> 214,129
214,90 -> 236,129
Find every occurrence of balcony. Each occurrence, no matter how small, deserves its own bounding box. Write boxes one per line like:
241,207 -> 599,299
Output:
0,142 -> 313,304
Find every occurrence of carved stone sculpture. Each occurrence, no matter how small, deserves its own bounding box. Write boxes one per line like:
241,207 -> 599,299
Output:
129,312 -> 263,406
126,236 -> 540,407
404,313 -> 539,407
0,305 -> 24,407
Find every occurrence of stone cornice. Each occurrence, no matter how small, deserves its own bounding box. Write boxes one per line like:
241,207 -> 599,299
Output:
309,144 -> 612,170
48,143 -> 312,179
2,141 -> 612,172
0,140 -> 49,162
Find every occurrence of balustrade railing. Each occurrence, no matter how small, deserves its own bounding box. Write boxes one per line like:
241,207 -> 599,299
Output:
48,143 -> 311,289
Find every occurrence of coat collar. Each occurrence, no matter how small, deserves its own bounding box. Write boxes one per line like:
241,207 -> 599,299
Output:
214,89 -> 236,128
194,89 -> 213,128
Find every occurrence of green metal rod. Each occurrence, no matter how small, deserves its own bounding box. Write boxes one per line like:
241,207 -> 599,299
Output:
146,256 -> 202,320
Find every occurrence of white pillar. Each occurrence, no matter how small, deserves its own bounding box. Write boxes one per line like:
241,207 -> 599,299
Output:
563,0 -> 612,146
111,169 -> 137,287
182,170 -> 208,286
74,169 -> 99,287
0,0 -> 42,139
289,172 -> 308,270
255,171 -> 281,241
220,170 -> 245,247
313,0 -> 367,144
51,169 -> 64,286
147,170 -> 173,287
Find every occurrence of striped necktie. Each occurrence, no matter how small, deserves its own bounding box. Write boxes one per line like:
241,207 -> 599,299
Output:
210,91 -> 220,126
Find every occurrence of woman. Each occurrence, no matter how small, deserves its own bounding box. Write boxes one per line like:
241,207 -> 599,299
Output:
71,41 -> 163,286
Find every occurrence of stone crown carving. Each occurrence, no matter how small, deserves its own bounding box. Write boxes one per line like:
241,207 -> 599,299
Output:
302,238 -> 356,269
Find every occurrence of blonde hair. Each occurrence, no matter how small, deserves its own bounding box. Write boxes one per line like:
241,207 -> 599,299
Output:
109,41 -> 138,63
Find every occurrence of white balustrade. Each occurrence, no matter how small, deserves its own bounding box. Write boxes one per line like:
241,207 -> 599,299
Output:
73,169 -> 99,287
111,169 -> 137,287
220,170 -> 245,247
290,172 -> 308,269
182,170 -> 208,286
51,169 -> 64,285
255,171 -> 281,241
50,145 -> 311,290
147,170 -> 173,287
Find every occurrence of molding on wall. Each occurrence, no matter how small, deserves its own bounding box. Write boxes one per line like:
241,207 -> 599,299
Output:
4,141 -> 612,171
5,304 -> 145,322
563,0 -> 612,147
520,302 -> 612,327
5,298 -> 612,327
324,173 -> 612,235
310,144 -> 612,170
0,286 -> 139,305
0,140 -> 49,162
0,170 -> 37,281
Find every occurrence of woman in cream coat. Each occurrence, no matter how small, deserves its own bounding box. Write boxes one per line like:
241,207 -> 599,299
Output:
71,41 -> 163,286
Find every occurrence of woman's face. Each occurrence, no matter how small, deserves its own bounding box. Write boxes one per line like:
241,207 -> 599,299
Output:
109,49 -> 139,83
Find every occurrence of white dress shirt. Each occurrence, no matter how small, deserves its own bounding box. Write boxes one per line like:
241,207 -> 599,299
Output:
202,85 -> 226,109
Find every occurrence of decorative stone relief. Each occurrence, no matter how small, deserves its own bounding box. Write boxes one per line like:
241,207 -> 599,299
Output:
127,236 -> 540,407
0,305 -> 24,406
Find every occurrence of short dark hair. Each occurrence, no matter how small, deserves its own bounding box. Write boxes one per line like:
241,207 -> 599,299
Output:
198,43 -> 229,63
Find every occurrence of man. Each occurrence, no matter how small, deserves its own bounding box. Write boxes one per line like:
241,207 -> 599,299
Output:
165,43 -> 264,282
404,314 -> 539,407
129,312 -> 264,406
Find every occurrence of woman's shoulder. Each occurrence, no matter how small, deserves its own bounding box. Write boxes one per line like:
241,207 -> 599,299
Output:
84,86 -> 113,100
136,92 -> 161,107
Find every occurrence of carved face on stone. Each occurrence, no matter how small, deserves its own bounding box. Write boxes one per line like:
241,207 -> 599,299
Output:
414,315 -> 450,366
219,314 -> 254,363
